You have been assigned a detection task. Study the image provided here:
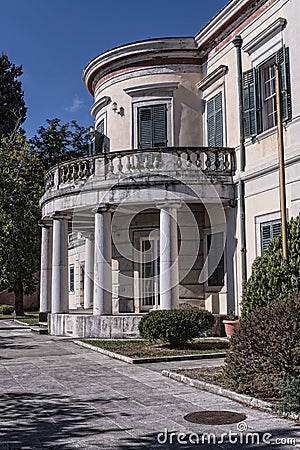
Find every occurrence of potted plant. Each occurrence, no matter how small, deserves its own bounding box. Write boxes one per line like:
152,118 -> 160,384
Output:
223,311 -> 240,339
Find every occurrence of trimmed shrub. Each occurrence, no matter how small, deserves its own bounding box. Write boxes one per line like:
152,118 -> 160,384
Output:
138,308 -> 215,347
224,294 -> 300,408
0,304 -> 15,315
241,215 -> 300,317
278,367 -> 300,414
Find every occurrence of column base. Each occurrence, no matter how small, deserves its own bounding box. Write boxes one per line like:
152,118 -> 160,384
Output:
38,312 -> 48,322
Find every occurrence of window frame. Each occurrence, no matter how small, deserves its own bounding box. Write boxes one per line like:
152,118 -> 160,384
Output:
137,104 -> 167,149
132,98 -> 173,149
243,46 -> 292,139
206,91 -> 224,147
69,264 -> 75,293
260,57 -> 277,131
255,212 -> 281,256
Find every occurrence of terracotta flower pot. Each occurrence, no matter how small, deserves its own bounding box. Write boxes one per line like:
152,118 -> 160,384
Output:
223,319 -> 240,339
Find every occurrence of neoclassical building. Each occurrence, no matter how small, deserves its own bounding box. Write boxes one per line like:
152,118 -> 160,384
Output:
40,0 -> 300,337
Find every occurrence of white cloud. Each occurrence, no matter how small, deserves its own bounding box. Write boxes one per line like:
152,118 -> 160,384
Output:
65,95 -> 84,113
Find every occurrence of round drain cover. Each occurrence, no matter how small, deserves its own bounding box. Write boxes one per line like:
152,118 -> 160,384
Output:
184,411 -> 247,425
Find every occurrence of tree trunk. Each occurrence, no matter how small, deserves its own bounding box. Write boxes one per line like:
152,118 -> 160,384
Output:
14,278 -> 24,316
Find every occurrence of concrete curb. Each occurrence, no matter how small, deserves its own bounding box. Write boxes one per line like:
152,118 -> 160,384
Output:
73,340 -> 226,364
13,319 -> 31,327
13,320 -> 48,334
162,370 -> 300,421
73,340 -> 134,364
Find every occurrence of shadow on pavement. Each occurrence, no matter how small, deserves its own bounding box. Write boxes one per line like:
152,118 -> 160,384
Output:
0,391 -> 132,448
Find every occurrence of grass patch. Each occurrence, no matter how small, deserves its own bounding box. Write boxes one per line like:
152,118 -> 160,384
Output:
174,366 -> 227,387
82,339 -> 229,358
16,318 -> 39,325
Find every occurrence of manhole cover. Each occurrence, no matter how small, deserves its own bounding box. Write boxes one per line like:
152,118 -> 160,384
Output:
184,411 -> 247,425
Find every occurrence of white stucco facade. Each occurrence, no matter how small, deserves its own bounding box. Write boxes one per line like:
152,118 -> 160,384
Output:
40,0 -> 300,337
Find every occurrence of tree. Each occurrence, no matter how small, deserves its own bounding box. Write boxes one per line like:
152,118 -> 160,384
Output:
0,54 -> 27,138
241,214 -> 300,317
0,134 -> 44,315
30,118 -> 91,171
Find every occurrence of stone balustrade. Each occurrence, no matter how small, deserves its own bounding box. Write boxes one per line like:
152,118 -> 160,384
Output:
44,147 -> 235,192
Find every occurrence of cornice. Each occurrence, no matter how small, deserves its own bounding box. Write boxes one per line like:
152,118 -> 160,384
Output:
195,0 -> 254,47
242,17 -> 286,53
196,65 -> 228,91
82,37 -> 199,96
90,96 -> 111,117
194,0 -> 276,57
124,82 -> 179,97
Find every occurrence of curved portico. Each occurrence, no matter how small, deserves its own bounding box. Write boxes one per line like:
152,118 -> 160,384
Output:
40,37 -> 237,338
40,147 -> 236,337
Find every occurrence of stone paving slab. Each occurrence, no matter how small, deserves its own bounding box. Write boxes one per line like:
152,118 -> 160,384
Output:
0,320 -> 299,449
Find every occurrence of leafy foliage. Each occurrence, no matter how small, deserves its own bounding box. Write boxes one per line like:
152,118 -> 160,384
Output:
0,54 -> 27,138
0,134 -> 44,314
241,215 -> 300,317
30,118 -> 91,171
278,368 -> 300,414
0,304 -> 14,315
138,309 -> 215,347
224,294 -> 300,411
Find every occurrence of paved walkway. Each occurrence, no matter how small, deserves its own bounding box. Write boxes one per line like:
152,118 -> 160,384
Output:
0,320 -> 299,449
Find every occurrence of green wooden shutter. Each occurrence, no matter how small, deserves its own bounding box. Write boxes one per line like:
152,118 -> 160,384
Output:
276,46 -> 292,122
243,68 -> 258,137
138,104 -> 167,149
153,104 -> 167,147
207,92 -> 223,147
138,107 -> 152,149
261,220 -> 281,252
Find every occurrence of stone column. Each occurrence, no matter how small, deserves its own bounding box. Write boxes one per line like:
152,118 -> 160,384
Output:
225,205 -> 236,315
157,202 -> 181,310
93,206 -> 112,315
51,215 -> 69,314
83,234 -> 94,310
39,222 -> 52,321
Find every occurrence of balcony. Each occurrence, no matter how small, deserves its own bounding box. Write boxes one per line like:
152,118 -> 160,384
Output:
44,146 -> 235,194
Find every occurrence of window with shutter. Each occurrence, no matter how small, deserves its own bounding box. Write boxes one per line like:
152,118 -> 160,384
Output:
90,119 -> 109,154
138,104 -> 167,149
207,92 -> 223,147
243,69 -> 258,137
207,92 -> 224,170
276,46 -> 292,122
207,232 -> 225,287
260,219 -> 281,252
243,46 -> 292,138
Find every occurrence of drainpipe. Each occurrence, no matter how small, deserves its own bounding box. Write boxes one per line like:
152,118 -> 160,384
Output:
233,35 -> 247,294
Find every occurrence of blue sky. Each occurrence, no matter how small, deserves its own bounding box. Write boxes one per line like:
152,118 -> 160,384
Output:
1,0 -> 229,138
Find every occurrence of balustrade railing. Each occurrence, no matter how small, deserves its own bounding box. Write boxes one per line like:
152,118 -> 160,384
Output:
44,147 -> 235,192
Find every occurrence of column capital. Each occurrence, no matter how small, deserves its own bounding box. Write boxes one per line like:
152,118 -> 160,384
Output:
156,200 -> 181,210
50,211 -> 72,220
38,218 -> 53,228
93,204 -> 116,214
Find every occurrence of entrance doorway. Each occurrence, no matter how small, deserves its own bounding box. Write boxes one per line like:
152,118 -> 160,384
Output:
140,235 -> 160,310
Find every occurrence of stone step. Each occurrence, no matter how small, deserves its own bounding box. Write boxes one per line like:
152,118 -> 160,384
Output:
30,326 -> 48,335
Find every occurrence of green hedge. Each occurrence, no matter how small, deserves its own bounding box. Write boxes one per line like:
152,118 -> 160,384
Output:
138,308 -> 215,347
0,304 -> 14,315
224,294 -> 300,412
241,215 -> 300,317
